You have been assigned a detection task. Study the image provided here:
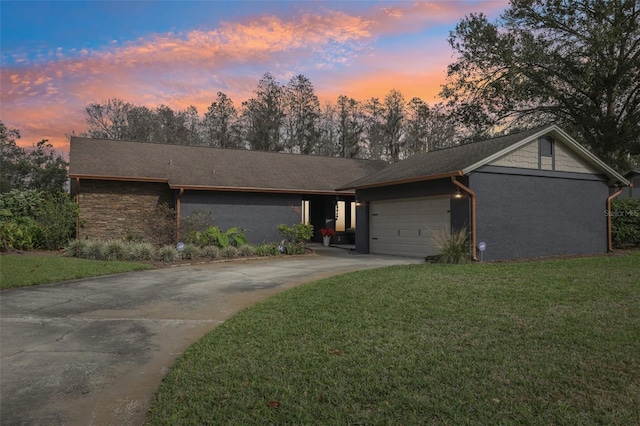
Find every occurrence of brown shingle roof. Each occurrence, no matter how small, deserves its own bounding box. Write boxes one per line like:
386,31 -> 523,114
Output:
339,126 -> 549,189
339,125 -> 629,189
69,137 -> 387,194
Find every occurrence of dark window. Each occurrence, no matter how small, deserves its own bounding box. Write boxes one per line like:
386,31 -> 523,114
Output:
540,137 -> 554,157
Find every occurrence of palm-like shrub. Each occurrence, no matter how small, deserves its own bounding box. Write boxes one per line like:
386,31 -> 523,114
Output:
105,239 -> 127,261
220,245 -> 239,259
433,228 -> 470,264
82,240 -> 107,260
64,239 -> 88,257
201,245 -> 220,259
128,242 -> 155,260
181,243 -> 201,260
238,244 -> 255,257
158,245 -> 180,263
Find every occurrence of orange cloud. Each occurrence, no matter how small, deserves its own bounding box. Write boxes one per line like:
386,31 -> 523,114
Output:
1,1 -> 508,154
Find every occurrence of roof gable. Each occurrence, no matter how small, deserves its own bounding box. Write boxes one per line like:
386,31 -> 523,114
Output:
69,137 -> 387,194
339,125 -> 629,189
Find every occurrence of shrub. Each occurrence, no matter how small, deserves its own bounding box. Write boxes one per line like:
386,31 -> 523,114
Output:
220,245 -> 239,259
238,244 -> 255,257
0,189 -> 76,251
181,209 -> 215,236
201,245 -> 220,260
82,240 -> 107,260
433,228 -> 471,264
0,216 -> 40,251
285,242 -> 306,255
158,245 -> 180,263
104,239 -> 127,261
128,241 -> 155,261
139,204 -> 176,247
0,190 -> 43,251
254,243 -> 279,257
611,198 -> 640,247
277,223 -> 314,244
181,243 -> 201,260
64,239 -> 88,257
36,191 -> 77,250
193,226 -> 247,248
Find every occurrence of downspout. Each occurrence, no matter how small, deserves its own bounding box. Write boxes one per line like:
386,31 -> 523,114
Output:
75,178 -> 81,239
451,176 -> 478,262
607,187 -> 624,252
176,188 -> 184,243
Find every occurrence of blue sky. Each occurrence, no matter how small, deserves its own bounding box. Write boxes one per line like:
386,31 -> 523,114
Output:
1,1 -> 508,152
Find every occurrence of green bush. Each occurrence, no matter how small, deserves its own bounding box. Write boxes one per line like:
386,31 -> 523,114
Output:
220,245 -> 239,259
238,244 -> 255,257
611,198 -> 640,247
277,223 -> 314,244
128,241 -> 155,261
64,239 -> 88,257
180,209 -> 215,237
191,226 -> 247,248
158,245 -> 180,263
433,227 -> 471,264
181,243 -> 201,260
254,243 -> 279,257
0,189 -> 76,251
105,239 -> 127,261
0,216 -> 41,251
36,192 -> 77,250
82,240 -> 107,260
139,204 -> 176,247
201,245 -> 220,259
284,242 -> 306,255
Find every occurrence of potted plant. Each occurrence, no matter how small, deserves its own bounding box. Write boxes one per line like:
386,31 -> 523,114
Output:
320,228 -> 336,246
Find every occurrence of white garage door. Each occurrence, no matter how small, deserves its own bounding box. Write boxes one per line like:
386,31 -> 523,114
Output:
370,196 -> 450,257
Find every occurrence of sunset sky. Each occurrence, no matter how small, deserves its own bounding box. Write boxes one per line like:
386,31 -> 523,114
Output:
1,0 -> 509,154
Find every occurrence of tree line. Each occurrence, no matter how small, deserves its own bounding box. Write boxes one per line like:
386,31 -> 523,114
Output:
79,73 -> 457,164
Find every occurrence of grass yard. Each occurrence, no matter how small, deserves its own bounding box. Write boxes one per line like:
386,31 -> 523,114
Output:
0,254 -> 153,289
148,252 -> 640,425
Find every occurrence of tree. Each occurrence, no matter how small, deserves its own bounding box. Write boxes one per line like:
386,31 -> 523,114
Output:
1,123 -> 29,193
336,95 -> 365,158
0,122 -> 68,193
283,75 -> 321,154
316,101 -> 339,157
405,99 -> 457,155
442,0 -> 640,170
382,89 -> 406,162
242,73 -> 285,152
364,97 -> 386,160
203,92 -> 242,149
84,98 -> 133,140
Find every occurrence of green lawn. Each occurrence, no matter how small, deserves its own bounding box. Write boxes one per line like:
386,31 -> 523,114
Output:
0,254 -> 153,289
148,252 -> 640,425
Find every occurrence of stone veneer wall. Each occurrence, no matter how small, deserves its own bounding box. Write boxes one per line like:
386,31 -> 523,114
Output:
78,180 -> 174,240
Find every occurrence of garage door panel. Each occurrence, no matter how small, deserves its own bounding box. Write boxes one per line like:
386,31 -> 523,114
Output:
370,196 -> 450,258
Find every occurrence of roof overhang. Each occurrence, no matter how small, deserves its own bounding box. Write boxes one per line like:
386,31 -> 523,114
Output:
70,175 -> 354,195
337,171 -> 462,191
69,174 -> 168,183
171,184 -> 354,196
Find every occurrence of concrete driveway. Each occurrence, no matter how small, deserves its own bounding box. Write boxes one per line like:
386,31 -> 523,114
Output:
1,247 -> 422,425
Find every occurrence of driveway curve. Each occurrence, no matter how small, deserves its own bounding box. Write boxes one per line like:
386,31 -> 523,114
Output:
1,247 -> 422,425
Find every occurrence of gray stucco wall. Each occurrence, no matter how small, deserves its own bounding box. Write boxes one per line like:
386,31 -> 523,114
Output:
470,168 -> 610,260
180,191 -> 302,244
